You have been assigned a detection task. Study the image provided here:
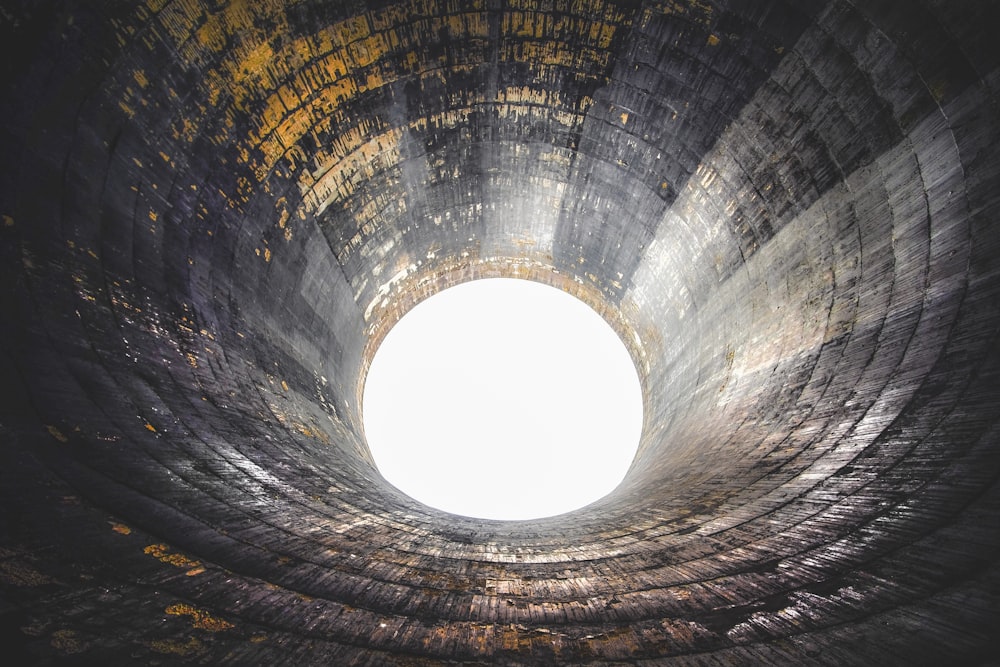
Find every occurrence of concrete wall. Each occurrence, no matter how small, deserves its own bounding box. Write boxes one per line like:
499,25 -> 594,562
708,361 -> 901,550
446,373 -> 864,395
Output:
0,0 -> 997,663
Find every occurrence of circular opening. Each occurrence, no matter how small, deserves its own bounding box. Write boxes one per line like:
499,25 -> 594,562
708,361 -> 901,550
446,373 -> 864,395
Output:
362,278 -> 644,520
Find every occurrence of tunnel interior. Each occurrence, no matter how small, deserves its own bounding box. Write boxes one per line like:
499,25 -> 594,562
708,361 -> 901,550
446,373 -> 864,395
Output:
1,0 -> 999,664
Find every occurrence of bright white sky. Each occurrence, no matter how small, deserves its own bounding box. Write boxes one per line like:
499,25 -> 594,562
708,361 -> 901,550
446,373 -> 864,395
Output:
361,278 -> 643,520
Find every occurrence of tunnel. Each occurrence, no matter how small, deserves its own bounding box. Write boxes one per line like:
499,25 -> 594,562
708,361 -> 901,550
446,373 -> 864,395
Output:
1,0 -> 999,664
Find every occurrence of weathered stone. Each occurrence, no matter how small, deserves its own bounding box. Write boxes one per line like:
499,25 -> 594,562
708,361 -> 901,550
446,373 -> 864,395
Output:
0,0 -> 998,664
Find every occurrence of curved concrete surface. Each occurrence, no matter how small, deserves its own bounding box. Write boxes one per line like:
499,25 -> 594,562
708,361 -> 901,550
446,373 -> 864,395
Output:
1,1 -> 998,664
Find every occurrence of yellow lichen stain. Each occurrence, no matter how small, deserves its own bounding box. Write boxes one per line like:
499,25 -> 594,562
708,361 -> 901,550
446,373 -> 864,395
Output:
195,16 -> 226,51
172,116 -> 199,143
119,101 -> 135,118
45,425 -> 68,443
110,522 -> 132,535
147,636 -> 204,656
144,422 -> 157,433
145,0 -> 169,14
235,40 -> 276,87
2,215 -> 13,226
334,14 -> 370,44
249,633 -> 267,643
349,32 -> 389,70
185,566 -> 206,576
706,33 -> 720,46
293,422 -> 331,445
281,380 -> 289,392
276,200 -> 290,229
620,111 -> 629,125
263,247 -> 272,262
50,629 -> 87,655
148,210 -> 158,222
144,544 -> 201,569
499,625 -> 530,651
589,20 -> 617,49
155,0 -> 205,47
929,78 -> 948,103
0,555 -> 55,587
133,70 -> 148,88
165,603 -> 234,632
513,39 -> 610,71
657,0 -> 714,20
504,10 -> 539,38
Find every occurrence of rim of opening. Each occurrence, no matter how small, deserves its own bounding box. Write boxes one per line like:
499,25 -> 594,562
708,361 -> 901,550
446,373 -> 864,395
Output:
355,261 -> 652,513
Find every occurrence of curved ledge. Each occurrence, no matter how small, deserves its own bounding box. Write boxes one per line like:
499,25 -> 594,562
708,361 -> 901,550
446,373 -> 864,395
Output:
0,1 -> 998,664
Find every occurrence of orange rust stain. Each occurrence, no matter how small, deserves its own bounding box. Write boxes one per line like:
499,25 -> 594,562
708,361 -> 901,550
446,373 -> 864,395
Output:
110,522 -> 132,535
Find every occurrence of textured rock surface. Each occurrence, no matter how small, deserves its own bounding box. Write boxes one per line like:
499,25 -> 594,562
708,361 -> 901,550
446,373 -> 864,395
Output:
1,0 -> 998,664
